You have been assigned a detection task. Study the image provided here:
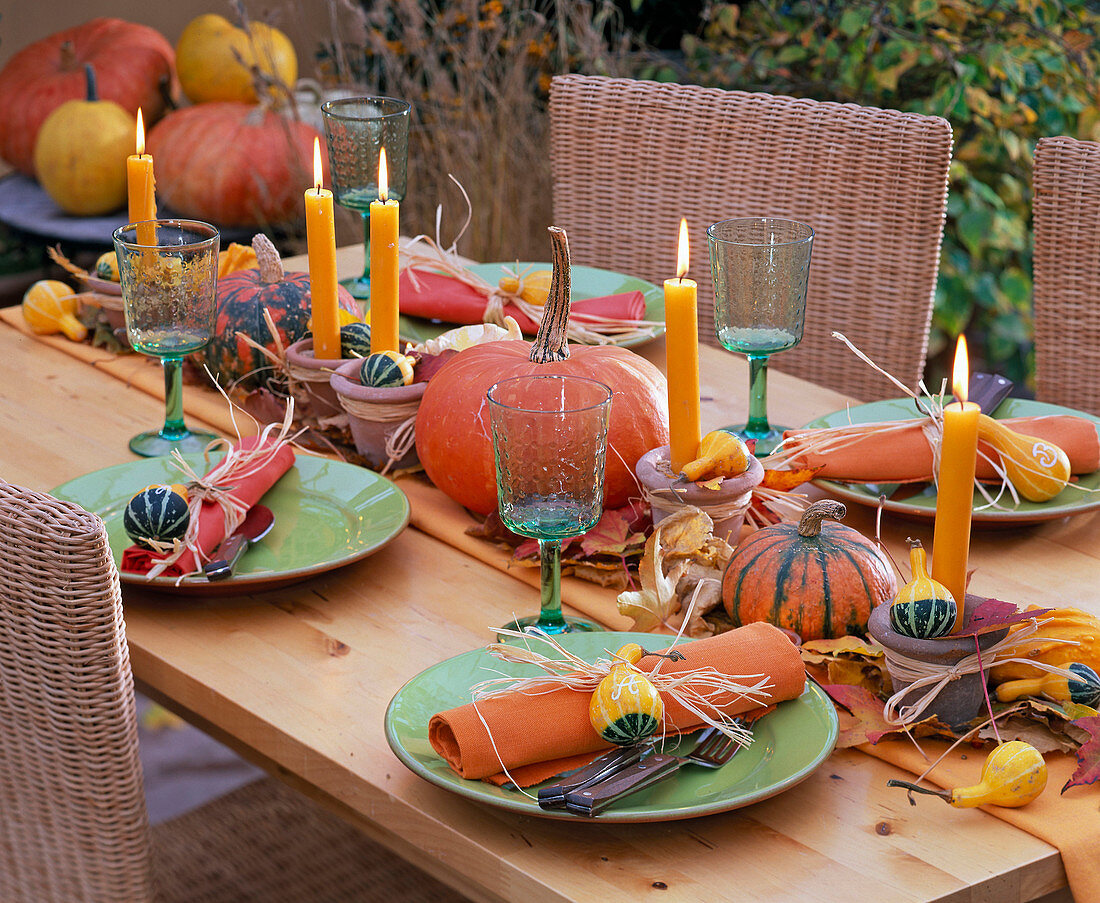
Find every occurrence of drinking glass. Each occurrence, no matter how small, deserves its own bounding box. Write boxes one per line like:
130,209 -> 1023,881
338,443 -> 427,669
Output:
113,219 -> 220,457
487,375 -> 611,636
321,96 -> 411,300
708,217 -> 814,455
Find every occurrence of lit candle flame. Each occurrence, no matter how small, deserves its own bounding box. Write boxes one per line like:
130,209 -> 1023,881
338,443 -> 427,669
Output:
676,217 -> 689,280
312,137 -> 323,193
952,335 -> 970,403
135,108 -> 145,156
378,147 -> 389,203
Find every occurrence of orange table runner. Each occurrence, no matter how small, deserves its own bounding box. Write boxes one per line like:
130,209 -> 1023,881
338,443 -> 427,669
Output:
6,307 -> 1094,900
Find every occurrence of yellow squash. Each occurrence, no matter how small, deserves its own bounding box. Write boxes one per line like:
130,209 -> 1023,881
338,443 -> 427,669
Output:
977,414 -> 1070,502
680,429 -> 751,482
589,644 -> 664,746
22,280 -> 86,342
888,741 -> 1047,808
991,606 -> 1100,683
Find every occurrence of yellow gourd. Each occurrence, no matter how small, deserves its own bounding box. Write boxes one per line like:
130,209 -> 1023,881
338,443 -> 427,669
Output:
589,644 -> 664,746
977,414 -> 1070,502
22,281 -> 86,342
888,741 -> 1047,808
991,606 -> 1100,683
680,430 -> 751,482
94,252 -> 120,282
499,269 -> 553,306
176,14 -> 298,105
996,662 -> 1100,708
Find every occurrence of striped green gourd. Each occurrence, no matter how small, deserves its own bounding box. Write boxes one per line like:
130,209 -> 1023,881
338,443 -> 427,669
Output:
890,539 -> 957,639
589,644 -> 663,745
359,350 -> 414,388
123,484 -> 190,549
339,322 -> 372,358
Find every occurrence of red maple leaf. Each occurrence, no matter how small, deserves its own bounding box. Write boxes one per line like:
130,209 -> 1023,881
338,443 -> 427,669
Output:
953,599 -> 1054,638
1064,715 -> 1100,793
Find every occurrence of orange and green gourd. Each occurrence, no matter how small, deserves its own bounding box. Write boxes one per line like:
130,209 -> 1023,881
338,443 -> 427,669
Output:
339,322 -> 372,358
360,350 -> 414,388
995,662 -> 1100,709
890,539 -> 957,640
123,484 -> 190,549
589,644 -> 663,746
888,741 -> 1047,808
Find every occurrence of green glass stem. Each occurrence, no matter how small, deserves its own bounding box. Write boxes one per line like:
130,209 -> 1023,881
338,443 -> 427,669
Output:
536,538 -> 567,633
744,353 -> 772,438
360,211 -> 371,283
160,357 -> 189,441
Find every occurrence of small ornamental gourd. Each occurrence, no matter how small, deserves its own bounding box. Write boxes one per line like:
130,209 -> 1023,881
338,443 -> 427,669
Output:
339,322 -> 372,358
977,414 -> 1070,503
991,607 -> 1100,684
123,484 -> 190,549
679,430 -> 751,482
360,350 -> 415,388
889,539 -> 957,640
95,251 -> 120,281
995,662 -> 1100,709
888,741 -> 1047,808
498,269 -> 552,306
22,280 -> 87,342
589,644 -> 663,745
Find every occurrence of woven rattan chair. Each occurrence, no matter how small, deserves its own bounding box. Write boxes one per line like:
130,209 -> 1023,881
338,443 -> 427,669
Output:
549,75 -> 954,400
0,480 -> 467,903
1032,135 -> 1100,415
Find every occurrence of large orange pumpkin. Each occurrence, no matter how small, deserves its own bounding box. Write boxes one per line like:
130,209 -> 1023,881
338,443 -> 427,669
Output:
415,227 -> 669,514
722,500 -> 897,640
0,18 -> 175,176
147,103 -> 321,227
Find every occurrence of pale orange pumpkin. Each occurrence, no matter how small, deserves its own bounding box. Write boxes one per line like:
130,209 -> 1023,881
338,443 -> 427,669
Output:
415,228 -> 669,514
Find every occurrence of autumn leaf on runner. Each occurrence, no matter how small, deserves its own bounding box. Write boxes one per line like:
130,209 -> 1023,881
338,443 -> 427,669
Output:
578,508 -> 647,558
824,684 -> 954,748
953,599 -> 1055,638
1063,715 -> 1100,793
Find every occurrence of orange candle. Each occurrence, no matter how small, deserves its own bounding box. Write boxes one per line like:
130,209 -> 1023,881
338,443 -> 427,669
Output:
369,147 -> 400,355
304,138 -> 340,360
664,218 -> 701,473
931,336 -> 980,623
126,108 -> 156,246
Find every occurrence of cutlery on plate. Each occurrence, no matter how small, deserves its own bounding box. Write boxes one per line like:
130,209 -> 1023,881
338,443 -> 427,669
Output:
965,372 -> 1013,414
202,504 -> 275,581
563,726 -> 741,817
536,745 -> 646,810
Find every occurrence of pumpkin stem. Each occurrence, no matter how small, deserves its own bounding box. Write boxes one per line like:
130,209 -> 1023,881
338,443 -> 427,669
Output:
529,226 -> 571,364
252,233 -> 284,284
797,499 -> 847,537
59,41 -> 77,72
83,64 -> 98,103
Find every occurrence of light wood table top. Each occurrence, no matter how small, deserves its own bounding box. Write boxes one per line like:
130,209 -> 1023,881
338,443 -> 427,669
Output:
2,244 -> 1088,903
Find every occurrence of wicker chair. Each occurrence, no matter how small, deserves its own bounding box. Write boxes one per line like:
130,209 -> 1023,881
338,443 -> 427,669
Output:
0,480 -> 467,903
1032,135 -> 1100,415
549,75 -> 954,400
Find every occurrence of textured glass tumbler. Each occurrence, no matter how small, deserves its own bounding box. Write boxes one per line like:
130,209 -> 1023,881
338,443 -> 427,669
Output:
708,217 -> 814,455
113,219 -> 220,457
321,96 -> 411,300
488,375 -> 612,636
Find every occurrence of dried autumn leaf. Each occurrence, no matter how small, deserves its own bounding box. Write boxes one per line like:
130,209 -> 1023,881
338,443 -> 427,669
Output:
824,684 -> 954,747
699,477 -> 725,491
760,466 -> 821,491
616,528 -> 689,633
656,507 -> 715,559
1063,715 -> 1100,792
955,599 -> 1055,638
579,508 -> 646,558
802,636 -> 885,659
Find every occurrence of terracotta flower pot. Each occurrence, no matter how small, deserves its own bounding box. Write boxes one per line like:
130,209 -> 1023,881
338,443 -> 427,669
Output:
635,445 -> 764,545
284,337 -> 348,417
331,358 -> 425,471
867,594 -> 1009,728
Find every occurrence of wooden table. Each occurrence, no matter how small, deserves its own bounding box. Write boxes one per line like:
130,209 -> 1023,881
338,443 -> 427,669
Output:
2,245 -> 1087,903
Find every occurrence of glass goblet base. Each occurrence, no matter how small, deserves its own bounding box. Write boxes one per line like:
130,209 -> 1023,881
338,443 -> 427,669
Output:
340,274 -> 371,300
496,613 -> 603,643
129,427 -> 220,458
721,423 -> 789,457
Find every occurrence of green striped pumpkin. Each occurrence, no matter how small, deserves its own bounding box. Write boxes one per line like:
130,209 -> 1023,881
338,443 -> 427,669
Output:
123,484 -> 190,549
359,350 -> 414,388
339,322 -> 372,358
589,646 -> 663,745
1068,663 -> 1100,707
889,539 -> 957,639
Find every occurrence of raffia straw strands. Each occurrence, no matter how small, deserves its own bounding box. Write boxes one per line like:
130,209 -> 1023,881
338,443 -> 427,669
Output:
882,618 -> 1081,727
642,484 -> 753,522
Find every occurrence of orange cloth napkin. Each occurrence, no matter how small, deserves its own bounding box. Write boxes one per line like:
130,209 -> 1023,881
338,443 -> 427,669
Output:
428,623 -> 806,786
784,415 -> 1100,483
863,740 -> 1098,903
120,437 -> 294,577
399,269 -> 646,334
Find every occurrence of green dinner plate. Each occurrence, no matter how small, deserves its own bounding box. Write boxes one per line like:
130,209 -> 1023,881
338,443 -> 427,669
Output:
398,261 -> 664,348
51,453 -> 409,595
804,398 -> 1100,524
384,631 -> 838,822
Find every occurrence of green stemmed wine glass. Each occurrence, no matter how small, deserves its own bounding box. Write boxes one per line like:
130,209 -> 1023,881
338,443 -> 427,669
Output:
321,96 -> 411,301
708,217 -> 814,456
487,374 -> 611,636
113,219 -> 220,457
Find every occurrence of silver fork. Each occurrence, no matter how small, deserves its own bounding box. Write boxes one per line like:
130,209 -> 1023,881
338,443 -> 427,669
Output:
563,726 -> 741,817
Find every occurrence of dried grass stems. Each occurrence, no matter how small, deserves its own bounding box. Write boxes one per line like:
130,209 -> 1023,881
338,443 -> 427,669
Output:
322,0 -> 642,261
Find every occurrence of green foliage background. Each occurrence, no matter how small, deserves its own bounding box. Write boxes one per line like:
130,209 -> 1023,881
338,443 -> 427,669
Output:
672,0 -> 1100,388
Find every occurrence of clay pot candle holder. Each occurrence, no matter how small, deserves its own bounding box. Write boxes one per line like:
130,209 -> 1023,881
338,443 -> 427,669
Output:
635,445 -> 765,544
867,594 -> 1010,729
284,337 -> 350,419
330,358 -> 425,472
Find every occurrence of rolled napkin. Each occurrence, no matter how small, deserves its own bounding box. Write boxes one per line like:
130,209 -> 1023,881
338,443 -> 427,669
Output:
428,622 -> 806,785
398,268 -> 646,334
121,436 -> 295,578
783,414 -> 1100,484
